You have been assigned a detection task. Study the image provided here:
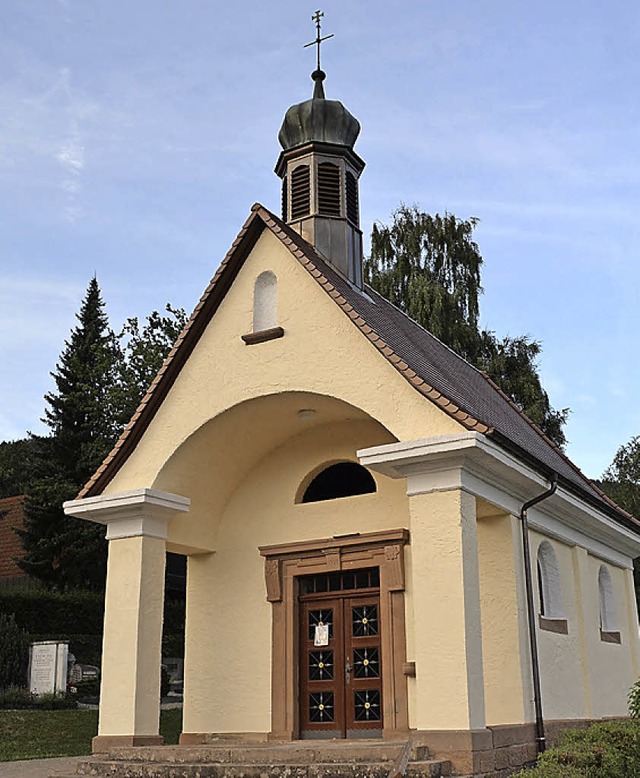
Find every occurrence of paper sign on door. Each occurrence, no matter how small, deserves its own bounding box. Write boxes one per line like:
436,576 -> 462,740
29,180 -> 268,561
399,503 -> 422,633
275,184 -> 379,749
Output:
314,623 -> 329,647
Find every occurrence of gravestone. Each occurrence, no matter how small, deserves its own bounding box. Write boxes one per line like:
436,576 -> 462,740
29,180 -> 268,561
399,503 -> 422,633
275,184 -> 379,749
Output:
29,640 -> 68,695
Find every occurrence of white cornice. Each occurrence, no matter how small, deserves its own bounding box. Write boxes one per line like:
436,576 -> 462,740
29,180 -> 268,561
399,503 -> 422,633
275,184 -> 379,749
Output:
63,488 -> 190,541
358,433 -> 640,564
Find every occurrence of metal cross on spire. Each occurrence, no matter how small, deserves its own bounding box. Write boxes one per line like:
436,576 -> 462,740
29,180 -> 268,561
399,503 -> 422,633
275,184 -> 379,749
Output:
304,10 -> 334,72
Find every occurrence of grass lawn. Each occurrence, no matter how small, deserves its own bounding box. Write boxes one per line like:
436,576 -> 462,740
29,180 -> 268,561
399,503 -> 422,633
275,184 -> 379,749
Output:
0,708 -> 182,762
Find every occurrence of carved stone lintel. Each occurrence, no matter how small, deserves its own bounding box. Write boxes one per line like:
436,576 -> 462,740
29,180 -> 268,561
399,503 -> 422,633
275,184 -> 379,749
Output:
264,558 -> 282,602
384,544 -> 405,591
323,550 -> 341,570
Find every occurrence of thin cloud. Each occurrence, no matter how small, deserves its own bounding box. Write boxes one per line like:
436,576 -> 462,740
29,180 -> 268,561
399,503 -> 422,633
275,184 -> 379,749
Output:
0,275 -> 83,348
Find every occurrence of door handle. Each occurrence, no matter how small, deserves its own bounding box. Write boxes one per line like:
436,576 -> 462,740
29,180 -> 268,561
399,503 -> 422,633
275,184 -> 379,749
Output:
345,660 -> 352,685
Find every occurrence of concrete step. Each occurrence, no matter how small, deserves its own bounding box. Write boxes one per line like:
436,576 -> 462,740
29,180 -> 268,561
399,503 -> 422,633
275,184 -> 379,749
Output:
66,758 -> 451,778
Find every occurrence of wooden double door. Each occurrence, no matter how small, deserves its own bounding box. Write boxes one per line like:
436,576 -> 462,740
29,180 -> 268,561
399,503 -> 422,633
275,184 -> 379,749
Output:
299,568 -> 382,739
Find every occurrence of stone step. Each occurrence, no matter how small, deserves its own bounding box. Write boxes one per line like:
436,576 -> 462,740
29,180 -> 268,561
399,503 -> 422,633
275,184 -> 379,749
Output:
88,742 -> 422,765
66,758 -> 451,778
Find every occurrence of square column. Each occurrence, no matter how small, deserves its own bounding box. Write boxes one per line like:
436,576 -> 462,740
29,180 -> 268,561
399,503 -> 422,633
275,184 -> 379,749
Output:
408,487 -> 486,731
64,489 -> 190,750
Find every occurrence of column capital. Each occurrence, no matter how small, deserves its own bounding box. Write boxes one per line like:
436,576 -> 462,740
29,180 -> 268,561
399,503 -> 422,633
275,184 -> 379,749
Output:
358,432 -> 536,497
63,488 -> 190,541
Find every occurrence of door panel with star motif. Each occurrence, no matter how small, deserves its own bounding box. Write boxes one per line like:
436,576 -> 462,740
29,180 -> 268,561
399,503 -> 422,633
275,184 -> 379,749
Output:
299,575 -> 382,739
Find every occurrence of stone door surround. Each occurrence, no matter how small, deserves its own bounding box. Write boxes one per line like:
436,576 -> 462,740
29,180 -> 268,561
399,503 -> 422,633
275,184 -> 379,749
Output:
259,528 -> 411,741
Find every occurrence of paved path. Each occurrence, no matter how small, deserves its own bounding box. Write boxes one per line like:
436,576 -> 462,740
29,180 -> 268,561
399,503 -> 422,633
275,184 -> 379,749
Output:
0,756 -> 84,777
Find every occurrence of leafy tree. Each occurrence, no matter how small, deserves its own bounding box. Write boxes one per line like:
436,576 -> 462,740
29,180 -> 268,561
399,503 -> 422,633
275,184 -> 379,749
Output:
365,205 -> 568,448
600,436 -> 640,614
366,207 -> 482,359
601,436 -> 640,518
0,438 -> 40,499
114,304 -> 188,427
17,277 -> 120,590
475,332 -> 569,448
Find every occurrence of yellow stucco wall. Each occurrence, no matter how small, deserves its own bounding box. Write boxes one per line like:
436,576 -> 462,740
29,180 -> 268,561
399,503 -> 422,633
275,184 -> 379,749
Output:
584,554 -> 636,718
528,532 -> 637,722
104,227 -> 461,522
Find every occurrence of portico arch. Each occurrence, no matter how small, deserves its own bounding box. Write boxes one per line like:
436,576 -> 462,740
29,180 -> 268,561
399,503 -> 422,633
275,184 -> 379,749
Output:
147,391 -> 410,743
152,391 -> 397,554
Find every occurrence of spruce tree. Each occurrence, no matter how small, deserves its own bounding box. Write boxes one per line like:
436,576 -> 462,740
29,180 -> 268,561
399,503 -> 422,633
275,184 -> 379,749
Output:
18,277 -> 121,590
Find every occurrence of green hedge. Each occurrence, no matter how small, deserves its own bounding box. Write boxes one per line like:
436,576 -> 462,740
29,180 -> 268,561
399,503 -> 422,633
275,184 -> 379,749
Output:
0,590 -> 104,634
513,720 -> 640,778
0,589 -> 185,667
0,614 -> 30,688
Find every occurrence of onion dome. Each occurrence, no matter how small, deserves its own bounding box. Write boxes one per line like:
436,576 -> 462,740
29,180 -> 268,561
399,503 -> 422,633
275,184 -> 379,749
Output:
278,70 -> 361,151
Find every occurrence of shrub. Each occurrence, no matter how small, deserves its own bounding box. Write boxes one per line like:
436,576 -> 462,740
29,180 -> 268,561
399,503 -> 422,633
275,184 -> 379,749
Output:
74,678 -> 100,699
0,613 -> 30,689
0,687 -> 77,710
629,679 -> 640,719
161,665 -> 171,698
512,720 -> 640,778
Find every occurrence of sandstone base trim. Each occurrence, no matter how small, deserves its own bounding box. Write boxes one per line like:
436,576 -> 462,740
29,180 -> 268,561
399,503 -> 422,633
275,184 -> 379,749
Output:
411,718 -> 624,777
93,735 -> 164,752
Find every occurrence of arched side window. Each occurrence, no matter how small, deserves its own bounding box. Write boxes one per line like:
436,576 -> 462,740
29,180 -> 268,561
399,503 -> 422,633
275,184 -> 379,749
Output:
253,271 -> 277,332
598,565 -> 618,633
299,461 -> 376,504
537,541 -> 564,619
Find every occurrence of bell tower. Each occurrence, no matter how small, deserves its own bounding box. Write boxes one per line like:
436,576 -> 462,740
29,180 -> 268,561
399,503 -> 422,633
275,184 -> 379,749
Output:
275,13 -> 365,287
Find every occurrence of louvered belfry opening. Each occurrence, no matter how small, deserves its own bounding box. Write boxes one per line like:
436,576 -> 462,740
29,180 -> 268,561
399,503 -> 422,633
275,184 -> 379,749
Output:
275,71 -> 366,286
346,171 -> 359,227
291,165 -> 311,220
317,162 -> 341,217
281,177 -> 288,222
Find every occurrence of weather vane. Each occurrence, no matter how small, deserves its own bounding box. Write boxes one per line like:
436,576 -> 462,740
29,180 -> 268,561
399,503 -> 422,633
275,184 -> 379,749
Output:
304,10 -> 334,72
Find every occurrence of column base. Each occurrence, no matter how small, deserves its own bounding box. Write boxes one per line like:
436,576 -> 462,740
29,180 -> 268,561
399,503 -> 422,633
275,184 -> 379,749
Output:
93,735 -> 164,752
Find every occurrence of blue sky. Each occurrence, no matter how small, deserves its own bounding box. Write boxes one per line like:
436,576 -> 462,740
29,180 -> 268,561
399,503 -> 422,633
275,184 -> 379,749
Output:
1,1 -> 639,479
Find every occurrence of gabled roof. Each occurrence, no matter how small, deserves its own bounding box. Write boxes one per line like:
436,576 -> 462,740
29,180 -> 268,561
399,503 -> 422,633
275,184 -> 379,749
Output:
79,205 -> 638,533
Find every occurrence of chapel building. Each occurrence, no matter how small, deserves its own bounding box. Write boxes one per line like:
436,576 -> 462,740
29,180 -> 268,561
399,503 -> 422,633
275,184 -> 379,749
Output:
64,58 -> 640,777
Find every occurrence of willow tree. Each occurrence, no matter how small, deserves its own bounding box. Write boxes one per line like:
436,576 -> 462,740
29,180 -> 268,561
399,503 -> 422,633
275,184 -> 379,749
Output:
365,205 -> 568,449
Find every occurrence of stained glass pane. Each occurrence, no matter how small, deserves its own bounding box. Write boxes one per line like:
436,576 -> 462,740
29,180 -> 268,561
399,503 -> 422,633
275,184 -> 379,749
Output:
309,691 -> 335,722
352,604 -> 379,637
354,689 -> 381,721
308,609 -> 334,641
353,647 -> 380,678
309,650 -> 334,680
